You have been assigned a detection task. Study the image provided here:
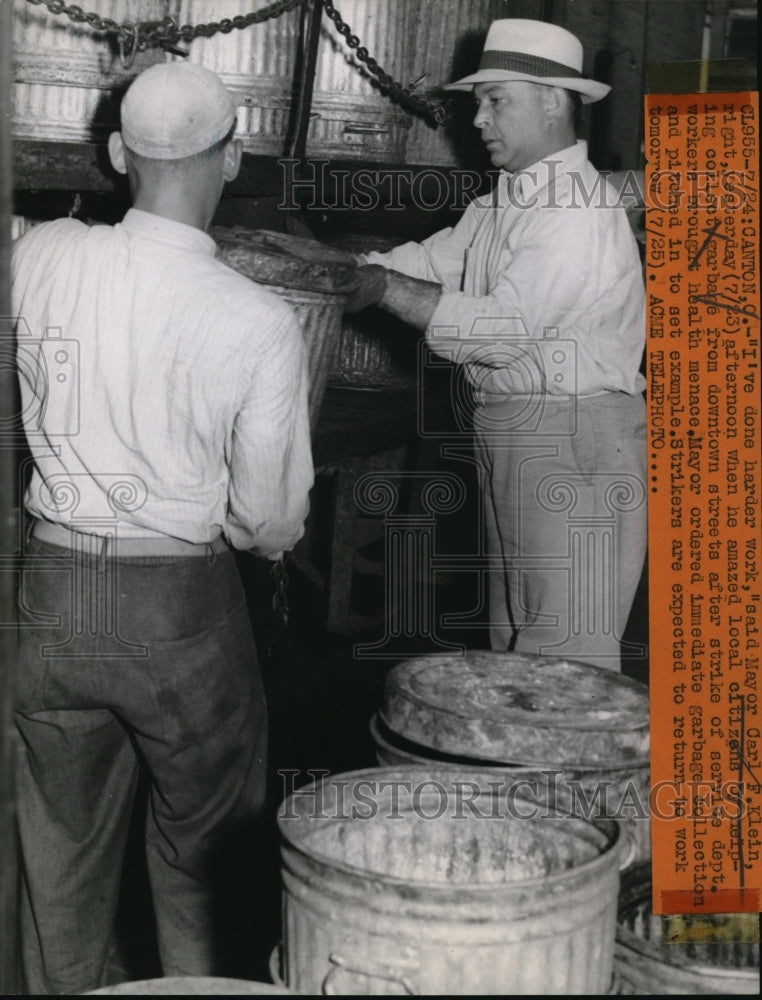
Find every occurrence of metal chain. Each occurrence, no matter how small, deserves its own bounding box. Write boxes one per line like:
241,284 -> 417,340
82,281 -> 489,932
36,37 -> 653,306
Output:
322,0 -> 447,124
24,0 -> 309,66
24,0 -> 448,122
23,0 -> 120,36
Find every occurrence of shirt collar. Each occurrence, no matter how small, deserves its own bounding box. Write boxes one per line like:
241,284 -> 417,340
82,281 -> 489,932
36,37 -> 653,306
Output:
120,208 -> 217,256
496,140 -> 589,208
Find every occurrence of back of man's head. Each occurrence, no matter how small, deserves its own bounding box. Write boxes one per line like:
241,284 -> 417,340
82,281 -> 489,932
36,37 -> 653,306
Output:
120,62 -> 237,161
109,62 -> 241,229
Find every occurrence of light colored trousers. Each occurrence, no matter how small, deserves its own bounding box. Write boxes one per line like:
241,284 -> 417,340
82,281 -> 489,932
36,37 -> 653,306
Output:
473,391 -> 647,671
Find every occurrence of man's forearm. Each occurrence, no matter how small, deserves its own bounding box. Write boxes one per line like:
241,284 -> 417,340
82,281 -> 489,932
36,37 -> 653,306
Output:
377,269 -> 442,331
345,263 -> 442,330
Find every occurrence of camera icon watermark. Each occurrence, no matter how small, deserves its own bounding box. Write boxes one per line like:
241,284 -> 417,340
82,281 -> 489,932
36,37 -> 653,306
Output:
418,320 -> 579,438
2,318 -> 80,442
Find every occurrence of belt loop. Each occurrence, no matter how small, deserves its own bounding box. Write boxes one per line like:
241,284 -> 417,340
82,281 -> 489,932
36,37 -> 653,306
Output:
206,541 -> 217,566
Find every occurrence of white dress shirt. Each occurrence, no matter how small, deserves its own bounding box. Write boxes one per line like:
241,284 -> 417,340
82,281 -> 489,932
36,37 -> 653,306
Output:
12,209 -> 313,558
364,141 -> 646,398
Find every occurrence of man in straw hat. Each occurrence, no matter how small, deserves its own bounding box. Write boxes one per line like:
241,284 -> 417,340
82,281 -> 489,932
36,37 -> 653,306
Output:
347,19 -> 646,671
12,62 -> 313,991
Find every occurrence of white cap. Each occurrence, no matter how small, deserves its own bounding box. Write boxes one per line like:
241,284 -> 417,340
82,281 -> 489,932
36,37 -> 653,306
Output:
120,62 -> 237,160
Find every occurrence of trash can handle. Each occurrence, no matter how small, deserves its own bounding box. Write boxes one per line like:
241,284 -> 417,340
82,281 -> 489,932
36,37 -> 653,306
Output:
323,952 -> 417,995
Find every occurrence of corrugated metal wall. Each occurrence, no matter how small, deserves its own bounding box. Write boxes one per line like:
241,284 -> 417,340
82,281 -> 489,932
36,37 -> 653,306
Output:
177,0 -> 419,160
176,0 -> 300,156
11,0 -> 737,170
13,0 -> 173,142
405,0 -> 495,167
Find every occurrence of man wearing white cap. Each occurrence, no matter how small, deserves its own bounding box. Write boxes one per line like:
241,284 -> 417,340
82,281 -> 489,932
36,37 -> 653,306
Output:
348,19 -> 646,671
12,62 -> 313,991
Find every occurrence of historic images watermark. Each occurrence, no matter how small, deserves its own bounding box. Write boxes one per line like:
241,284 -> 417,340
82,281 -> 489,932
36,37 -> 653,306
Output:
278,157 -> 754,215
277,768 -> 750,824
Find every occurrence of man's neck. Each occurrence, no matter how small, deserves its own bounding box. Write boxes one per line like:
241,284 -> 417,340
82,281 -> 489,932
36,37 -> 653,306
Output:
505,137 -> 581,176
130,194 -> 210,232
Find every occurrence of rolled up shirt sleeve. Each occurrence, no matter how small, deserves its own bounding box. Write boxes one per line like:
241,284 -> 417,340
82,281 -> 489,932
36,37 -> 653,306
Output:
364,168 -> 645,398
226,309 -> 314,558
363,211 -> 480,291
426,208 -> 646,396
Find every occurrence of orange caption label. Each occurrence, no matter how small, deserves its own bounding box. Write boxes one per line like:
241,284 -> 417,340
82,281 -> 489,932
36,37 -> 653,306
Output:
646,92 -> 761,915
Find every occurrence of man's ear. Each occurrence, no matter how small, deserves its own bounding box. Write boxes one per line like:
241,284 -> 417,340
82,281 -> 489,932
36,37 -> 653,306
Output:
542,86 -> 568,122
108,132 -> 128,175
222,137 -> 243,183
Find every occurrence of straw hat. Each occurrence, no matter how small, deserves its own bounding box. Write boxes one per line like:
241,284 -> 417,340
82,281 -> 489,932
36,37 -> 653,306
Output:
444,19 -> 610,104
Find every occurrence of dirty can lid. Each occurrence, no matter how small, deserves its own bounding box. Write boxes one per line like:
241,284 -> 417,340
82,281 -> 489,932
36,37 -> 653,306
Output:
379,651 -> 650,768
211,227 -> 358,294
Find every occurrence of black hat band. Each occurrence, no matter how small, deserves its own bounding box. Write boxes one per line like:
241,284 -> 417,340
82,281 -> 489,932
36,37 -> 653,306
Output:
479,50 -> 583,78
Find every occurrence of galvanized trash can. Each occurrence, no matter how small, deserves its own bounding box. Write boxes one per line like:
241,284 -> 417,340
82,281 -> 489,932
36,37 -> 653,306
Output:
614,862 -> 760,994
87,975 -> 295,994
211,228 -> 357,431
322,235 -> 419,391
372,651 -> 652,868
278,766 -> 622,995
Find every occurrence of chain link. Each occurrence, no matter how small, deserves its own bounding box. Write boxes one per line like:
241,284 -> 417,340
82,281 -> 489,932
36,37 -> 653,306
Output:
24,0 -> 448,122
25,0 -> 120,34
25,0 -> 309,67
322,0 -> 447,124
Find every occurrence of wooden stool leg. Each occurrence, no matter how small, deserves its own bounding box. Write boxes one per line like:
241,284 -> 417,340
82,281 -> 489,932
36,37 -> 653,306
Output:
326,461 -> 363,634
326,447 -> 410,635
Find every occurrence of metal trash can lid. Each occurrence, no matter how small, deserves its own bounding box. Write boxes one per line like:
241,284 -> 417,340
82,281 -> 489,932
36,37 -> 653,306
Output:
212,227 -> 357,295
379,651 -> 650,768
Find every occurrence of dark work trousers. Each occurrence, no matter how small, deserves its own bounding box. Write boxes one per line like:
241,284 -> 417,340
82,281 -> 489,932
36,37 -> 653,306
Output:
14,538 -> 267,994
473,391 -> 647,671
